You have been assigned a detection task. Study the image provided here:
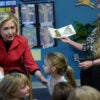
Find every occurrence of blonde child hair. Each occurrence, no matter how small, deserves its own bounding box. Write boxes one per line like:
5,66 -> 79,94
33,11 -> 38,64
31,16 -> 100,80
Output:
45,52 -> 76,88
68,86 -> 100,100
0,73 -> 31,100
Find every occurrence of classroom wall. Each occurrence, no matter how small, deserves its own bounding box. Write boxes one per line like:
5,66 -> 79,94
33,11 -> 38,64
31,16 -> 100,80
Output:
32,0 -> 99,81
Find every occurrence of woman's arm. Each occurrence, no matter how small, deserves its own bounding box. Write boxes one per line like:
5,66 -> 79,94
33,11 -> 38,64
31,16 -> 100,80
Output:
79,59 -> 100,70
60,37 -> 82,51
91,59 -> 100,66
34,70 -> 47,85
22,37 -> 47,85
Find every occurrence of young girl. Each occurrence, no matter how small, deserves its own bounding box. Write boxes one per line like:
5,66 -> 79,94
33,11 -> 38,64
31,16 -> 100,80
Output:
0,73 -> 32,100
43,52 -> 76,95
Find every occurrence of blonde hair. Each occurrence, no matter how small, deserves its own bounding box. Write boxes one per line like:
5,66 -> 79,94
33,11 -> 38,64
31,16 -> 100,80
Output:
96,13 -> 100,58
66,66 -> 77,88
0,12 -> 18,36
68,86 -> 100,100
0,73 -> 30,100
45,52 -> 76,88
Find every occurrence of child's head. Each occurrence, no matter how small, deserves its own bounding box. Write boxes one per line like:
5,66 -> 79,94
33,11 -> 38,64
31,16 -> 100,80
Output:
43,52 -> 76,88
0,73 -> 30,100
43,52 -> 67,75
51,82 -> 73,100
68,86 -> 100,100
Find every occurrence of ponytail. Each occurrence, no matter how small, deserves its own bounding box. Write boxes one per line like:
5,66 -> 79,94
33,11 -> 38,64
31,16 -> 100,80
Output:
66,66 -> 77,88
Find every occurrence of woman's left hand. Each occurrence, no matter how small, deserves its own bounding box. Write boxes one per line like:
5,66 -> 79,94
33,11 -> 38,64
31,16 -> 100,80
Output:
39,75 -> 47,85
79,61 -> 93,70
0,67 -> 4,74
35,70 -> 47,85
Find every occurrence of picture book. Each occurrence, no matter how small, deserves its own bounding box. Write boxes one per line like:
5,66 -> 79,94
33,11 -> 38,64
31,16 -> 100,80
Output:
48,24 -> 76,38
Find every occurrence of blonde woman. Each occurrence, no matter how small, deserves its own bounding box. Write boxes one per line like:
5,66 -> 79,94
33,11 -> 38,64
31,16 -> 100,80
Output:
43,52 -> 76,95
0,73 -> 31,100
0,12 -> 47,84
60,13 -> 100,91
68,86 -> 100,100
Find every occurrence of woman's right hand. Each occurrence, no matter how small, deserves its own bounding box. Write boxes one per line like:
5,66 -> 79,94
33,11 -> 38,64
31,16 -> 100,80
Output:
0,67 -> 4,74
60,37 -> 70,43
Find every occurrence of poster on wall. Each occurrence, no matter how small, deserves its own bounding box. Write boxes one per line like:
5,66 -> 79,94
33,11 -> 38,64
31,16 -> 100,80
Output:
38,3 -> 54,23
40,25 -> 55,48
19,1 -> 56,48
22,25 -> 37,48
20,4 -> 36,24
38,2 -> 56,48
0,0 -> 18,17
96,0 -> 100,9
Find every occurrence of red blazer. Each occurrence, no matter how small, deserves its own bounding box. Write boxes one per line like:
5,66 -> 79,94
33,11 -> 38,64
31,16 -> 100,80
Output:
0,35 -> 39,74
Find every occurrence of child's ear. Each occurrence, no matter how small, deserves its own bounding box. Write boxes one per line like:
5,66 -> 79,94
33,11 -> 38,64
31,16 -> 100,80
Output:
52,66 -> 56,72
11,92 -> 16,96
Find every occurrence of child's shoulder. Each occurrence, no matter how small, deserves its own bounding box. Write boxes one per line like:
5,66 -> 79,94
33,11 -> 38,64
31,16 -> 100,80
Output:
60,76 -> 68,82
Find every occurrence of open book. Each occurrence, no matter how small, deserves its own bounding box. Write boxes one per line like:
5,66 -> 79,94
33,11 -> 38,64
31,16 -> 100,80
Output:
48,24 -> 76,38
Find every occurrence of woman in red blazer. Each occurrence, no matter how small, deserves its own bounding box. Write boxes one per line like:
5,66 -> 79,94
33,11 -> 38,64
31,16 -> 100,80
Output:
0,13 -> 47,84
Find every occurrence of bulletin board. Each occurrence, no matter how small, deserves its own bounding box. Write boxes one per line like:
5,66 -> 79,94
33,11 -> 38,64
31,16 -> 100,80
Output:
19,1 -> 56,48
0,0 -> 18,17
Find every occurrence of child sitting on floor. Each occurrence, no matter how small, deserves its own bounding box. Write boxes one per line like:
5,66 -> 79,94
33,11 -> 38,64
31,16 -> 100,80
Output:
0,73 -> 33,100
43,52 -> 76,95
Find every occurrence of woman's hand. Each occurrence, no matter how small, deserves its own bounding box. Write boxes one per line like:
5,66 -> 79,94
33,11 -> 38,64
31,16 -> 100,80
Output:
79,61 -> 93,70
0,67 -> 4,81
60,37 -> 70,43
35,70 -> 47,85
39,75 -> 47,85
0,67 -> 4,74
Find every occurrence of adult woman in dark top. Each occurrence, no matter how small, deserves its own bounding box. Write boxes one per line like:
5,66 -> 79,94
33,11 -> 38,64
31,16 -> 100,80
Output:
60,13 -> 100,91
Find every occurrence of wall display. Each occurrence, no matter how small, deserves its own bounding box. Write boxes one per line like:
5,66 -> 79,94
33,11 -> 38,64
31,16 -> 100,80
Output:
20,4 -> 36,24
96,0 -> 100,9
38,3 -> 54,23
19,1 -> 56,48
76,0 -> 94,8
40,25 -> 55,48
22,25 -> 37,48
38,2 -> 55,48
0,0 -> 17,13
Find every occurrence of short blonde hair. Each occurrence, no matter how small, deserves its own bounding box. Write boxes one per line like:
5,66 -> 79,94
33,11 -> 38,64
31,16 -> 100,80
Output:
68,86 -> 100,100
0,13 -> 18,35
0,73 -> 30,99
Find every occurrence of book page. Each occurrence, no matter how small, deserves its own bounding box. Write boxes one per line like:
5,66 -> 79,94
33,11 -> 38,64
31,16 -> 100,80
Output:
48,27 -> 61,38
48,24 -> 76,38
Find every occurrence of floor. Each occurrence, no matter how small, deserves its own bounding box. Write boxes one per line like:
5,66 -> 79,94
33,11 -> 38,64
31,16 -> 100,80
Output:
33,88 -> 51,100
32,79 -> 80,100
